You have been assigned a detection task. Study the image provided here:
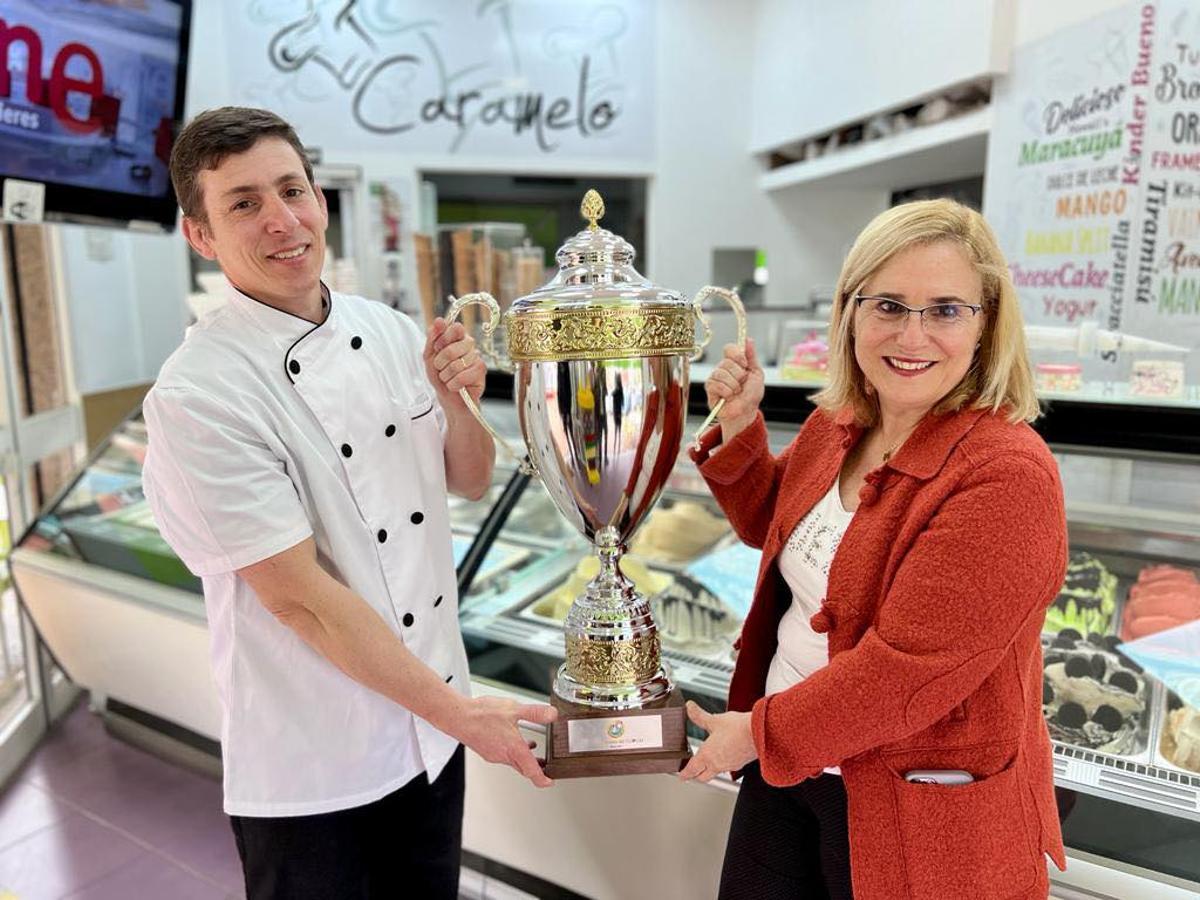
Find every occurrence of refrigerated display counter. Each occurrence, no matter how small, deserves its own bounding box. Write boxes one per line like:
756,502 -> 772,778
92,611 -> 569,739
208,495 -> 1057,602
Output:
10,388 -> 1200,899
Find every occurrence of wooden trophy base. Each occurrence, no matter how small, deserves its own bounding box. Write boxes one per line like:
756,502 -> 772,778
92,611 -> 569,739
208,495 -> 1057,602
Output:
544,685 -> 692,779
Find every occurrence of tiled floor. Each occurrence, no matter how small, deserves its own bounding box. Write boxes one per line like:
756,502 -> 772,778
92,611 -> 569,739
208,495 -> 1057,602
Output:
0,702 -> 243,899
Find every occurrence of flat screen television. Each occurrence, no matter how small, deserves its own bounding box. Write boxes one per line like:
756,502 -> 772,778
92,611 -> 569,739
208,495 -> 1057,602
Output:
0,0 -> 192,232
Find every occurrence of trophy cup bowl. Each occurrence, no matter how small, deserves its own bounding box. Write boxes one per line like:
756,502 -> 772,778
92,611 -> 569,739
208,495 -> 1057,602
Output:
448,190 -> 744,777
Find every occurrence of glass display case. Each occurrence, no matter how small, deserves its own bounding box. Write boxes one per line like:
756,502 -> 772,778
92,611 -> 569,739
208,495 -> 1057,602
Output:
1045,446 -> 1200,885
10,410 -> 220,743
20,413 -> 200,596
9,391 -> 1200,895
1025,326 -> 1199,409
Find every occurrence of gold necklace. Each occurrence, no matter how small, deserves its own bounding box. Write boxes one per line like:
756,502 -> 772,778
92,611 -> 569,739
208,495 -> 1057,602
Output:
868,423 -> 915,467
879,429 -> 914,464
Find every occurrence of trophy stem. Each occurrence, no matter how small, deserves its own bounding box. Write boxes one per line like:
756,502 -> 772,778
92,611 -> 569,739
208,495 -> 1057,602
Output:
592,526 -> 633,605
554,527 -> 673,709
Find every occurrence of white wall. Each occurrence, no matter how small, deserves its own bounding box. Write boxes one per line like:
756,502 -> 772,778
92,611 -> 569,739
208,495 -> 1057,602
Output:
1011,0 -> 1134,46
57,226 -> 190,395
750,0 -> 1010,153
651,0 -> 790,301
182,1 -> 230,115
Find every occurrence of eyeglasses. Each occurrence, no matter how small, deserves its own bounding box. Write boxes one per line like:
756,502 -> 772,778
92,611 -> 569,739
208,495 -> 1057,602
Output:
853,295 -> 982,333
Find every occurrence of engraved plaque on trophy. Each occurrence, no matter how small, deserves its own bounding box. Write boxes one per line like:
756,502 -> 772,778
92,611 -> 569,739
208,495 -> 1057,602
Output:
447,191 -> 744,777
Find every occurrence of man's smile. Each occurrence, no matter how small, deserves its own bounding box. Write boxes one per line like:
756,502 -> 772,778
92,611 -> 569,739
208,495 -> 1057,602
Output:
268,243 -> 310,261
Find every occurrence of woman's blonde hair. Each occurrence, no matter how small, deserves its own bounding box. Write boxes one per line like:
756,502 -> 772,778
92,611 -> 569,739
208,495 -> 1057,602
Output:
812,198 -> 1039,425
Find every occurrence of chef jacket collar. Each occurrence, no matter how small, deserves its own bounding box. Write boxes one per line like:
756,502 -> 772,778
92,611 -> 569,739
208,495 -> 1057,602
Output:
832,404 -> 991,480
225,278 -> 337,347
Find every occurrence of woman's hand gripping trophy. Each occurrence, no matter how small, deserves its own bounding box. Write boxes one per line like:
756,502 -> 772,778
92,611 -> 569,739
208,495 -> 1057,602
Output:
703,337 -> 765,443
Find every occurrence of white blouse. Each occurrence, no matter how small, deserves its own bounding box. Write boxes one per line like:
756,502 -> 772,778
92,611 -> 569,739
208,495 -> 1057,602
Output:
765,479 -> 855,774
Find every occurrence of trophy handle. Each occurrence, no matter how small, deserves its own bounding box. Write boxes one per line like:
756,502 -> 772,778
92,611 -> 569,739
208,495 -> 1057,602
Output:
690,285 -> 747,363
445,293 -> 537,477
689,286 -> 747,449
448,292 -> 512,372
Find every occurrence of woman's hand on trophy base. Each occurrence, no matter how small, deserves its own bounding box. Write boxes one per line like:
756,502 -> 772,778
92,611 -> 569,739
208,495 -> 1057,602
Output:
704,338 -> 764,440
452,696 -> 557,788
425,317 -> 487,406
678,701 -> 757,783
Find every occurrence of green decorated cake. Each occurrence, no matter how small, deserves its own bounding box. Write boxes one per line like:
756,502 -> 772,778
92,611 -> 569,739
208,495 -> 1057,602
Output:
1044,551 -> 1118,635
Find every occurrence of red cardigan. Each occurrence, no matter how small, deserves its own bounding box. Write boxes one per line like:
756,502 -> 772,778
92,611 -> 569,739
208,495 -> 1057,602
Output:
691,406 -> 1067,900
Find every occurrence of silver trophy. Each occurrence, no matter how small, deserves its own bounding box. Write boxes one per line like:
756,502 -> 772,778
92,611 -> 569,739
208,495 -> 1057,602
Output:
448,190 -> 744,776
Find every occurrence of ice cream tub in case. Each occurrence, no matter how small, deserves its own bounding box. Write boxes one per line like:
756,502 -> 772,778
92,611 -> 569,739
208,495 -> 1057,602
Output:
1041,630 -> 1154,761
627,498 -> 732,566
519,555 -> 675,626
1151,690 -> 1200,779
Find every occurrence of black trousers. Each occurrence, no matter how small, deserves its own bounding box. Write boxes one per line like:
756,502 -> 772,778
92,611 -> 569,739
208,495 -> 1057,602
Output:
230,746 -> 465,900
718,763 -> 853,900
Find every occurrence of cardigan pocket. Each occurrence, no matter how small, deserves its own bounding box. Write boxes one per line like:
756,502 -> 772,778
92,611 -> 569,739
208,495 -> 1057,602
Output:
889,753 -> 1039,900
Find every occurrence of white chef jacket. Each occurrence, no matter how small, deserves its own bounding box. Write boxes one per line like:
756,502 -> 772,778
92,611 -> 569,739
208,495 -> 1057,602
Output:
142,280 -> 471,817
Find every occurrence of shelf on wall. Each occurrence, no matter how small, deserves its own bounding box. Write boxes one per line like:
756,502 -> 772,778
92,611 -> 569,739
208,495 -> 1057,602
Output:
759,106 -> 992,193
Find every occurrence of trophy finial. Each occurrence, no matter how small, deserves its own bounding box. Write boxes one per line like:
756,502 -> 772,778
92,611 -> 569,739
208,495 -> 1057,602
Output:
581,189 -> 605,231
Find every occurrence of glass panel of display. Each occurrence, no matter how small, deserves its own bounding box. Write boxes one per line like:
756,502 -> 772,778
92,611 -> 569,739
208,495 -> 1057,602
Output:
17,414 -> 202,594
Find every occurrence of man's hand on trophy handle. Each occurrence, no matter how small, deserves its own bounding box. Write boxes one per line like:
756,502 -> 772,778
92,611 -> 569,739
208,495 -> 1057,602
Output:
426,319 -> 486,404
439,297 -> 532,471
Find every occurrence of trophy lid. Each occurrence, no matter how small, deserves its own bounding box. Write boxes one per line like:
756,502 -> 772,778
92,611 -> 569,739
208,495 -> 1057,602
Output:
508,190 -> 687,314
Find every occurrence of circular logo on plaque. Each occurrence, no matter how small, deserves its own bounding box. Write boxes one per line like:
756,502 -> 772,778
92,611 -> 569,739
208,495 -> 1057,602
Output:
606,720 -> 625,740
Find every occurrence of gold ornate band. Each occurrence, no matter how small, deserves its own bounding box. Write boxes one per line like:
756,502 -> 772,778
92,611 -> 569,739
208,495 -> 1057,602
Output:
506,305 -> 696,362
565,632 -> 661,685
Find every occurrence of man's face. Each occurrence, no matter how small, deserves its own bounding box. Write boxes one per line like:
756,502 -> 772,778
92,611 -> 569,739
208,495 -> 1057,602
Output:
182,137 -> 327,310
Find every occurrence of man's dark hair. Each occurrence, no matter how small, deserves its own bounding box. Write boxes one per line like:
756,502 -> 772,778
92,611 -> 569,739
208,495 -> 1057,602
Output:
170,106 -> 314,224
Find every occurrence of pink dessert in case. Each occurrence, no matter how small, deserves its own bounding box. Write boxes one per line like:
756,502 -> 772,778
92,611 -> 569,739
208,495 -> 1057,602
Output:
1035,363 -> 1082,393
1121,564 -> 1200,640
1130,360 -> 1185,398
780,332 -> 829,382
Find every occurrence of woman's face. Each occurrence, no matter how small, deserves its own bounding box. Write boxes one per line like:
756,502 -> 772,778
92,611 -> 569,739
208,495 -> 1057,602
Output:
853,241 -> 986,422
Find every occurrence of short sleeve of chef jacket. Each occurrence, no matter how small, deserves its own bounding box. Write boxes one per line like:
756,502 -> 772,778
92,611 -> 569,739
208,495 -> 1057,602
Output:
142,386 -> 313,578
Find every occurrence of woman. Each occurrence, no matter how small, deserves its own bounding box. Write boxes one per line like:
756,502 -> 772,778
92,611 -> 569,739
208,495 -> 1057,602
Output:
681,199 -> 1067,900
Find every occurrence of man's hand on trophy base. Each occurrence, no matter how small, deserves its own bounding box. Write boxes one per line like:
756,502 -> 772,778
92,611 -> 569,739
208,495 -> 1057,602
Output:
425,317 -> 486,405
678,701 -> 757,784
453,696 -> 558,788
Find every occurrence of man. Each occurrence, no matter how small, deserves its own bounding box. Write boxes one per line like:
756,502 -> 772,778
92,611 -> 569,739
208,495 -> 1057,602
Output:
142,106 -> 554,899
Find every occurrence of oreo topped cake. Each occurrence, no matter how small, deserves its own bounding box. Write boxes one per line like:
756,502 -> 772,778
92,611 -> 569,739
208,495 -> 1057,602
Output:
1041,631 -> 1149,756
1044,551 -> 1118,636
